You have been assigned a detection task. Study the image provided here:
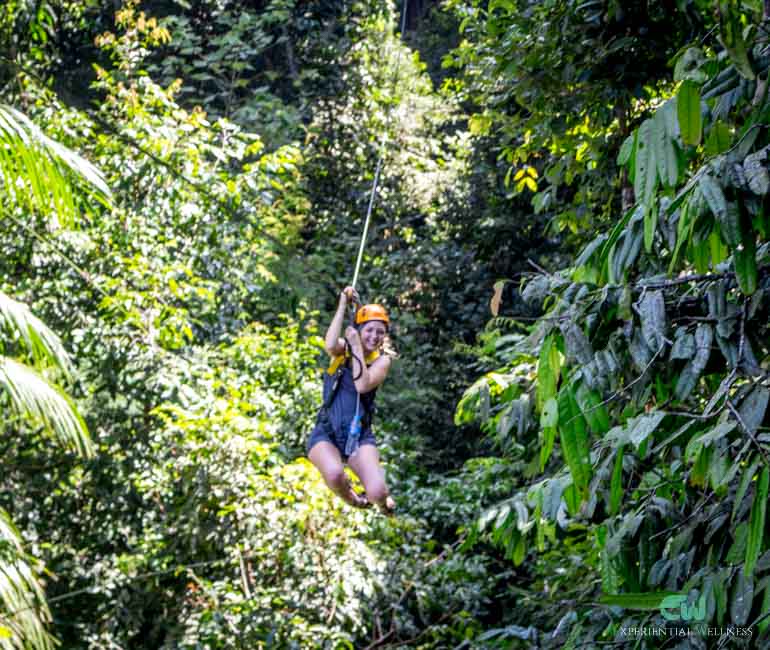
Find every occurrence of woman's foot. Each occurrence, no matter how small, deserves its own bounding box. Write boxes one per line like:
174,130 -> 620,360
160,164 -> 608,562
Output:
347,489 -> 370,508
378,496 -> 396,516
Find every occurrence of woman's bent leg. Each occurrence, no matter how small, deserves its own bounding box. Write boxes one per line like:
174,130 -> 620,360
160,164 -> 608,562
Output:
308,441 -> 368,507
348,444 -> 395,512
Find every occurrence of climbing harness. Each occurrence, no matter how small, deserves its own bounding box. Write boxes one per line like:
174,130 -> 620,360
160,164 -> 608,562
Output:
322,347 -> 381,457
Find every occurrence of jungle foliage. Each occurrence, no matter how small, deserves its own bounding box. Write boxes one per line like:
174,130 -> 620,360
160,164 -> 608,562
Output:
452,0 -> 770,646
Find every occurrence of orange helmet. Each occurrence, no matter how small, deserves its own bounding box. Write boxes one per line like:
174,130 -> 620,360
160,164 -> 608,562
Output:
355,304 -> 389,327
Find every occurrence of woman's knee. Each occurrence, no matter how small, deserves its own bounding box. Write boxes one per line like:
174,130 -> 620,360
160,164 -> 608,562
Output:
365,481 -> 389,504
322,465 -> 349,491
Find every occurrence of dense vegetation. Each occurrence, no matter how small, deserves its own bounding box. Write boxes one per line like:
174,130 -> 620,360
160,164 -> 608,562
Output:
3,0 -> 770,648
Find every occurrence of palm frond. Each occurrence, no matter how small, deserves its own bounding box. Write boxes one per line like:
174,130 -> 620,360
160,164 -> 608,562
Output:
0,357 -> 92,458
0,104 -> 111,226
0,291 -> 73,379
0,508 -> 54,650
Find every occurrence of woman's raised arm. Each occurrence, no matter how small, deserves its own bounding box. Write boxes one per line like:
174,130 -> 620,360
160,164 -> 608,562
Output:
324,286 -> 358,356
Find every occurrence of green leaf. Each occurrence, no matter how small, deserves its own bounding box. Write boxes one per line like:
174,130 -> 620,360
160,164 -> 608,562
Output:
0,105 -> 111,225
654,103 -> 679,187
558,386 -> 592,500
674,323 -> 713,401
759,579 -> 770,633
512,532 -> 527,566
639,290 -> 667,352
0,357 -> 93,457
0,291 -> 74,378
677,81 -> 702,146
745,467 -> 769,576
734,232 -> 758,295
670,327 -> 696,360
643,202 -> 657,253
738,385 -> 769,434
606,411 -> 666,449
537,334 -> 561,411
700,173 -> 729,231
733,459 -> 761,523
695,420 -> 737,446
617,133 -> 635,166
674,47 -> 707,83
744,147 -> 770,195
599,592 -> 676,610
574,382 -> 609,434
705,122 -> 732,155
0,507 -> 55,650
599,205 -> 638,279
668,200 -> 693,273
540,397 -> 558,428
609,445 -> 624,516
730,568 -> 754,626
540,426 -> 556,471
628,411 -> 666,448
728,522 -> 749,564
715,568 -> 730,624
634,119 -> 658,207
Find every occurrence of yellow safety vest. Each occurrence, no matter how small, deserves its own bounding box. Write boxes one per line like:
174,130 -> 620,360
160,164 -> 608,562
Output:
327,349 -> 380,375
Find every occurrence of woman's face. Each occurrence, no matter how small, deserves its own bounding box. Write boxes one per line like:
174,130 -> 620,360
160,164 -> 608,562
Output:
359,320 -> 387,352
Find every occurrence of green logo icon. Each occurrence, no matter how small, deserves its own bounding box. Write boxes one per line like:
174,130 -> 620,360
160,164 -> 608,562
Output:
660,594 -> 707,622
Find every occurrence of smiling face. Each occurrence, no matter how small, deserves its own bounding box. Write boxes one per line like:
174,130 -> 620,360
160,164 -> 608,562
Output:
359,320 -> 387,353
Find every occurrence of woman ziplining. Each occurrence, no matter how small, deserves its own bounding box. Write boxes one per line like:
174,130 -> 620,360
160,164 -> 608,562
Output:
306,286 -> 396,514
305,1 -> 408,514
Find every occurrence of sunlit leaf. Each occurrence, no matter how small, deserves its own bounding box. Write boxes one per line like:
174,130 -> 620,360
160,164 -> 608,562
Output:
677,81 -> 702,146
0,358 -> 93,457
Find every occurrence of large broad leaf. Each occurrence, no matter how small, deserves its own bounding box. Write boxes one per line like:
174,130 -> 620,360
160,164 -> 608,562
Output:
677,81 -> 702,146
609,445 -> 624,516
734,226 -> 758,295
699,174 -> 730,236
558,386 -> 592,501
674,47 -> 707,83
653,101 -> 679,187
675,323 -> 713,400
639,290 -> 667,353
0,357 -> 93,457
730,568 -> 754,626
705,121 -> 732,155
574,382 -> 609,434
634,119 -> 658,207
606,411 -> 666,449
537,334 -> 561,411
643,202 -> 657,253
738,384 -> 769,434
744,147 -> 770,196
745,467 -> 769,576
733,459 -> 761,522
617,133 -> 636,166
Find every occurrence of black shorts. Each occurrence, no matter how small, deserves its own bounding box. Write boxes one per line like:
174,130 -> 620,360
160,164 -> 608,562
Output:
306,411 -> 376,462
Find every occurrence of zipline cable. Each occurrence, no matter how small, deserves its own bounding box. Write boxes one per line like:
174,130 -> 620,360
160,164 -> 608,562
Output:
347,1 -> 410,456
350,0 -> 409,292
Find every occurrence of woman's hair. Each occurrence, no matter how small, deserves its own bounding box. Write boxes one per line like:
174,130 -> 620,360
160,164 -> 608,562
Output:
381,333 -> 398,358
